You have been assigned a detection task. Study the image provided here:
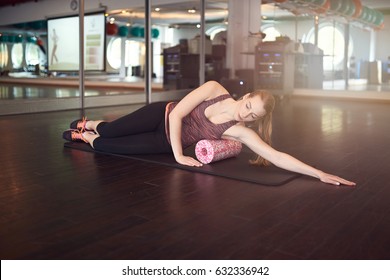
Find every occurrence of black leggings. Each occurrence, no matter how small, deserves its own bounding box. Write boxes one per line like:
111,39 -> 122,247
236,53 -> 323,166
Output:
93,102 -> 172,155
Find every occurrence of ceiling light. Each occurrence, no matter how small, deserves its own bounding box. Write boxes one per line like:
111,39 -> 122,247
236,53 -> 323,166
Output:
188,7 -> 196,13
154,7 -> 160,12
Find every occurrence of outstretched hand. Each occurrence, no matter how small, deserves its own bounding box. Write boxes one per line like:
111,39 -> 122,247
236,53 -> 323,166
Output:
318,171 -> 356,186
175,155 -> 203,167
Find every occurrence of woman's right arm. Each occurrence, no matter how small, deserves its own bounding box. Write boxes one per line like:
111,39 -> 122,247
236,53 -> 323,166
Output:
223,125 -> 356,186
169,81 -> 228,166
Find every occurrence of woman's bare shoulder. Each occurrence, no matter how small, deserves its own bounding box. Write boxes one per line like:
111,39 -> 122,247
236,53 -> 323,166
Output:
204,81 -> 230,100
222,123 -> 250,140
172,81 -> 230,117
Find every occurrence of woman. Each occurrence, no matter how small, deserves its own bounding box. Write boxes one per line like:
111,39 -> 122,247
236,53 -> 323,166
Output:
50,28 -> 59,65
63,80 -> 355,186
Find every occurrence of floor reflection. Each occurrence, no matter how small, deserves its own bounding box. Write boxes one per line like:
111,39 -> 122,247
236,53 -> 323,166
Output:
321,106 -> 343,136
0,84 -> 140,100
323,79 -> 390,92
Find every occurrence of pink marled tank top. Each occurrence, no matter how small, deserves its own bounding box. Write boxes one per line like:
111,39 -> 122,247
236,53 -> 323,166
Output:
165,94 -> 238,148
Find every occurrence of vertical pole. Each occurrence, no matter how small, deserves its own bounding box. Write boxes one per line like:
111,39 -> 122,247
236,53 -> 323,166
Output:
314,15 -> 319,47
344,23 -> 350,89
332,20 -> 336,88
79,0 -> 85,115
199,0 -> 205,85
295,16 -> 298,42
226,0 -> 233,79
119,37 -> 126,78
145,0 -> 152,104
369,29 -> 376,61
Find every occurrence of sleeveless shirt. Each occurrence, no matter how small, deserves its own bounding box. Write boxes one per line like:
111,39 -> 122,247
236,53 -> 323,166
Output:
165,94 -> 238,148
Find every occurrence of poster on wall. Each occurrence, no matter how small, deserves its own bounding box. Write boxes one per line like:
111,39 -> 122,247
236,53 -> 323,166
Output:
47,13 -> 105,71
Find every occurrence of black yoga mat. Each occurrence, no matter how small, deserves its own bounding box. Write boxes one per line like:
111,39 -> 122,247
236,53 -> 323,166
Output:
64,142 -> 301,186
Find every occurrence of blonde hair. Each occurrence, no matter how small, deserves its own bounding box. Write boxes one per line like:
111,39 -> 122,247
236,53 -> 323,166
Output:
247,90 -> 275,166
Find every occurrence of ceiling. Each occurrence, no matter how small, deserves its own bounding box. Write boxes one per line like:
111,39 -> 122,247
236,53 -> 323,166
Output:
0,0 -> 389,27
105,0 -> 390,26
107,1 -> 229,26
1,0 -> 390,9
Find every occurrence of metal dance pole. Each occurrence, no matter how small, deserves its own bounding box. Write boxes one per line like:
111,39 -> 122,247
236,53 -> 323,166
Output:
199,0 -> 205,85
79,0 -> 85,115
344,23 -> 350,89
145,0 -> 152,104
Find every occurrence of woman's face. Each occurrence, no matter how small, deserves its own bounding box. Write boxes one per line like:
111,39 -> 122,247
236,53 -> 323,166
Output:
235,94 -> 266,122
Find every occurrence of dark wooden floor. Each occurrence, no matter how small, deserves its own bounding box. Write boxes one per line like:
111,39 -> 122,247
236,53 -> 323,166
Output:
1,96 -> 390,260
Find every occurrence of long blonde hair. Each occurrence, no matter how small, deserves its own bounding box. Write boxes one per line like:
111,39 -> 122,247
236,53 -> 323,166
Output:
246,90 -> 275,166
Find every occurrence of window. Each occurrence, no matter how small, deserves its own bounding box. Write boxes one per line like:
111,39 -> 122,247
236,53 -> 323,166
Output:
11,43 -> 23,69
25,42 -> 40,66
261,25 -> 281,42
107,37 -> 143,71
206,25 -> 227,41
107,37 -> 122,69
0,43 -> 9,69
306,23 -> 353,71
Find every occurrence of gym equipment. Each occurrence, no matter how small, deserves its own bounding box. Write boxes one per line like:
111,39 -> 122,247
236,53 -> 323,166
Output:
195,139 -> 242,164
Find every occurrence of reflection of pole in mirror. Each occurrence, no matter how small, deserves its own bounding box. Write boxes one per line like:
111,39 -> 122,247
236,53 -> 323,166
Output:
387,57 -> 390,74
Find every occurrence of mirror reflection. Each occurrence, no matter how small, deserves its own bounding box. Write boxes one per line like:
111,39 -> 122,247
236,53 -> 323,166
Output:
0,0 -> 388,114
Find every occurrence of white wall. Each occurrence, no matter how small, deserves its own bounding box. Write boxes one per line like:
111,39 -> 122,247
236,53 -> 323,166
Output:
265,16 -> 383,63
375,14 -> 390,61
172,28 -> 200,46
350,25 -> 371,61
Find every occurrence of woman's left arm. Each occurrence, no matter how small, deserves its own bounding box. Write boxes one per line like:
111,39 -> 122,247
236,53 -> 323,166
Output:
223,126 -> 356,186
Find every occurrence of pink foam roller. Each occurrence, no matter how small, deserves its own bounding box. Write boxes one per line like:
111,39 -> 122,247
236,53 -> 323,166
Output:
195,139 -> 242,164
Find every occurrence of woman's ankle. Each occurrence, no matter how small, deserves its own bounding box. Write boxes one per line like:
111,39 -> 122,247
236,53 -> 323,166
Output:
85,120 -> 93,131
86,120 -> 103,132
82,131 -> 96,144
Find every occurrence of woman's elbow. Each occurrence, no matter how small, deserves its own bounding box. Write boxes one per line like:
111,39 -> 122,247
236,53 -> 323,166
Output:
169,111 -> 182,124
